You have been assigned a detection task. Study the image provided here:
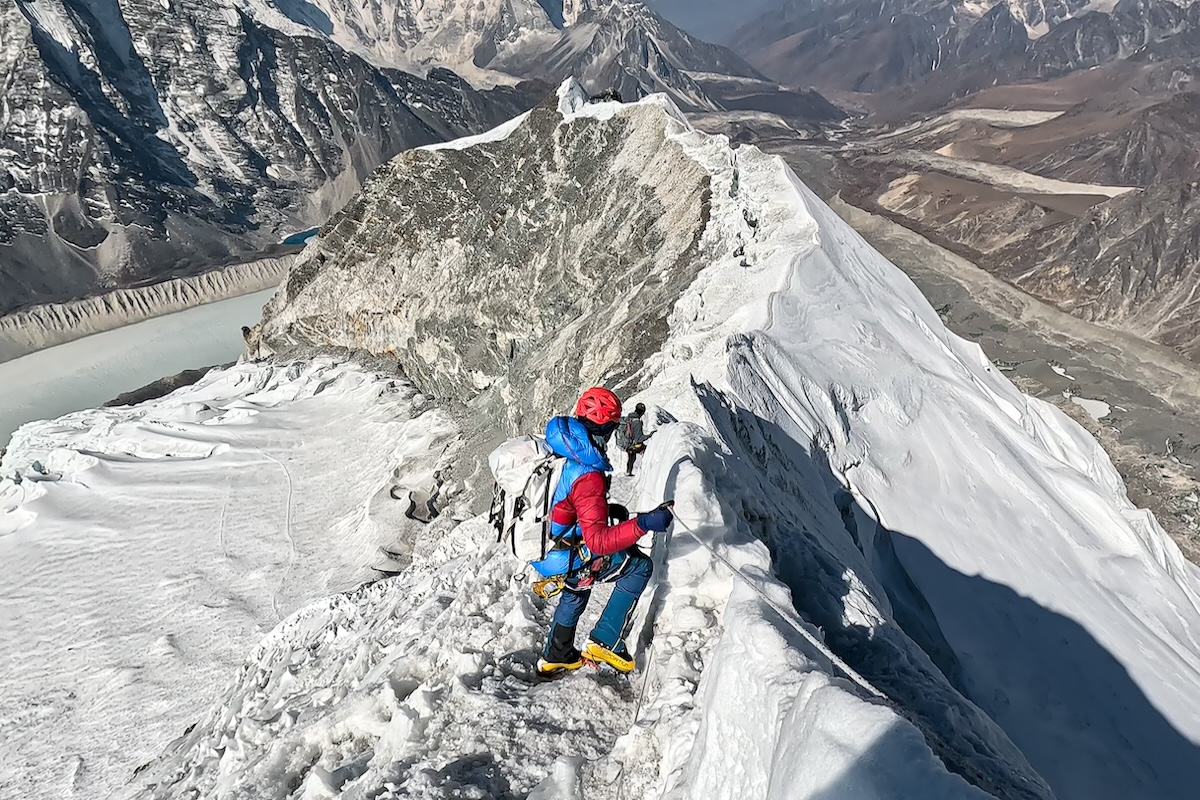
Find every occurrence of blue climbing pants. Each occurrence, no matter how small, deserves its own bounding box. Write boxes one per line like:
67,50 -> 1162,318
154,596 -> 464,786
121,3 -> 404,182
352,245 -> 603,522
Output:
547,548 -> 653,650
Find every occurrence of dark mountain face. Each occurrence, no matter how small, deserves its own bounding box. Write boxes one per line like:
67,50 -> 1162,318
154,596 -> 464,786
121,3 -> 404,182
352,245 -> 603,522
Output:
998,178 -> 1200,358
0,1 -> 540,314
729,0 -> 1200,94
641,0 -> 782,44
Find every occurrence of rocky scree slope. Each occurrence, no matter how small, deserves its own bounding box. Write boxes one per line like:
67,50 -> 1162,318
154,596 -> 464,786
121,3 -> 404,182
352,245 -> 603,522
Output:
729,0 -> 1200,96
836,54 -> 1200,358
0,0 -> 536,314
253,86 -> 716,432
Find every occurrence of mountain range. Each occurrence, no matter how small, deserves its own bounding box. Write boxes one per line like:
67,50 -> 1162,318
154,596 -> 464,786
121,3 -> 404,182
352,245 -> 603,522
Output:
2,0 -> 834,315
667,0 -> 1200,360
0,0 -> 538,314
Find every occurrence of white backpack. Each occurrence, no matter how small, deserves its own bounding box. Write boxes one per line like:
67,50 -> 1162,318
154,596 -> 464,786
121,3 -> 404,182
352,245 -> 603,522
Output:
487,435 -> 566,562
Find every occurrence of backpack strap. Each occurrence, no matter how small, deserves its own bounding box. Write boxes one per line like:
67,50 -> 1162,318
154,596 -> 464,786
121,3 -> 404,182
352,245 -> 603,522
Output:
539,458 -> 567,560
489,483 -> 506,543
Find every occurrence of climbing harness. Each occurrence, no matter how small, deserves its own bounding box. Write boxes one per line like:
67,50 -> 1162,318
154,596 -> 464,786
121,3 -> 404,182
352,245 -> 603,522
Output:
531,576 -> 565,599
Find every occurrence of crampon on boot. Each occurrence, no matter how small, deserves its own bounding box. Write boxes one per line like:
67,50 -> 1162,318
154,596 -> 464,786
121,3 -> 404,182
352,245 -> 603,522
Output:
538,624 -> 584,675
583,639 -> 635,673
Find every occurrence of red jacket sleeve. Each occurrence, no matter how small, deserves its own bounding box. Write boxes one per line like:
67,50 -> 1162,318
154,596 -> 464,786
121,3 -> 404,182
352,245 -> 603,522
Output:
555,471 -> 645,557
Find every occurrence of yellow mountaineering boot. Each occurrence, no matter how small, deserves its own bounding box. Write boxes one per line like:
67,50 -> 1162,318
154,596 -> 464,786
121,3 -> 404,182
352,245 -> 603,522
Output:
536,652 -> 584,675
583,640 -> 636,673
537,625 -> 584,675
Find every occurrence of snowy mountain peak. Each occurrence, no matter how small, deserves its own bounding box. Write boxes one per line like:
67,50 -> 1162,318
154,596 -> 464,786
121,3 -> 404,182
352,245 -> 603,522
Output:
244,0 -> 762,106
7,81 -> 1200,800
0,0 -> 537,313
234,85 -> 1200,797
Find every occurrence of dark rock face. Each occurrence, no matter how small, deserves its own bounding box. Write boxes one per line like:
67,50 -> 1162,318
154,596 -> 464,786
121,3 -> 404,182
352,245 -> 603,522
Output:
256,90 -> 714,429
730,1 -> 954,93
641,0 -> 782,43
729,0 -> 1200,93
959,3 -> 1031,60
0,1 -> 538,314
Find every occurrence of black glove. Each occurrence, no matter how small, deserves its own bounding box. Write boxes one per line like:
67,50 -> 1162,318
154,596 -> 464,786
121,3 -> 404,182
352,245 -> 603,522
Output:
637,501 -> 674,533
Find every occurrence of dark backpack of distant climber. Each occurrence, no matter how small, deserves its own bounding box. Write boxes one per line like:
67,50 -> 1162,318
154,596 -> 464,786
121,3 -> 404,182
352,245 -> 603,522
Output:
613,402 -> 653,477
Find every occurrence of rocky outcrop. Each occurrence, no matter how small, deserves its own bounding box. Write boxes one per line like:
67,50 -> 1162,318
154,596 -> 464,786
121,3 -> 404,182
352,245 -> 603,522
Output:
999,181 -> 1200,358
0,1 -> 538,314
642,0 -> 782,43
254,84 -> 715,429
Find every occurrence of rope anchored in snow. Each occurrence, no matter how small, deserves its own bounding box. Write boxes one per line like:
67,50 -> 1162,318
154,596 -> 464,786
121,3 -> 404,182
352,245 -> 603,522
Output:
670,513 -> 889,702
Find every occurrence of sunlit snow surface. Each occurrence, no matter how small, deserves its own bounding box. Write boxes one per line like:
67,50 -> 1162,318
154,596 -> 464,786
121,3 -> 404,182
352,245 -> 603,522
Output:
4,86 -> 1200,800
0,289 -> 277,447
0,358 -> 456,798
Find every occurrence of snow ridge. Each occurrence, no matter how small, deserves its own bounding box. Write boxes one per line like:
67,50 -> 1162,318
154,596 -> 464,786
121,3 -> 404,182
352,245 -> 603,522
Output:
6,82 -> 1200,800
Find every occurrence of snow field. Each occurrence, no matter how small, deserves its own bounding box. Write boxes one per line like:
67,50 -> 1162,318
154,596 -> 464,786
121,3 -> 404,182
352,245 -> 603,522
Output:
0,357 -> 456,799
123,516 -> 643,800
122,419 -> 979,800
6,82 -> 1200,800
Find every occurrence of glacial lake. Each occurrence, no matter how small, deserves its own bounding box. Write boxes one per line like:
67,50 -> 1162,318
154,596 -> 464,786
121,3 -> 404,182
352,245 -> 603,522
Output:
0,289 -> 276,449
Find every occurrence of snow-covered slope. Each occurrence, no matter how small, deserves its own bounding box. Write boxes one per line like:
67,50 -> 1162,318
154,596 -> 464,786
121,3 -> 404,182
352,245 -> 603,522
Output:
246,82 -> 1200,799
1,357 -> 458,797
5,83 -> 1200,800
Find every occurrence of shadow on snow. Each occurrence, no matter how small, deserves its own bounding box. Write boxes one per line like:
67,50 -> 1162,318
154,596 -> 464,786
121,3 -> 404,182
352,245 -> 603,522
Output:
686,382 -> 1200,800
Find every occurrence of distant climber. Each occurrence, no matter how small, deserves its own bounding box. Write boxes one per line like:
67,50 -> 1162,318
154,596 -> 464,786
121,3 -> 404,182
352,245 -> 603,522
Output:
614,402 -> 654,477
533,388 -> 674,675
589,89 -> 623,103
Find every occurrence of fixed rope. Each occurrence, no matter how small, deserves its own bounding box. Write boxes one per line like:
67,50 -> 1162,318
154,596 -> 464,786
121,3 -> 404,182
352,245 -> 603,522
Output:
671,514 -> 889,702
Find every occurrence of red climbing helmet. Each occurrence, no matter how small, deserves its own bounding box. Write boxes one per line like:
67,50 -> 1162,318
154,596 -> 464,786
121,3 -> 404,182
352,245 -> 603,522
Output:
575,387 -> 622,426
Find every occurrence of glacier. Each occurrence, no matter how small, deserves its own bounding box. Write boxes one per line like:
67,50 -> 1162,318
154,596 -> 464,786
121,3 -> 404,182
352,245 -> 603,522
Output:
0,255 -> 292,364
2,83 -> 1200,800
